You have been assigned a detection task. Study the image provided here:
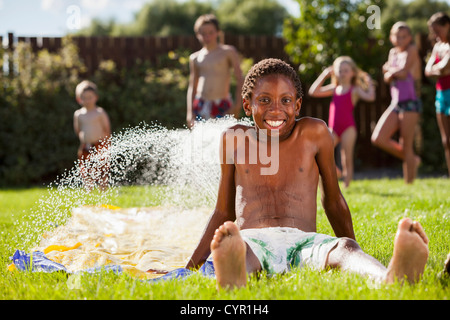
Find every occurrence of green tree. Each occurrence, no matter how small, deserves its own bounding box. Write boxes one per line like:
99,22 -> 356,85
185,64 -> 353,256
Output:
76,18 -> 116,36
121,0 -> 213,36
283,0 -> 387,85
75,0 -> 288,37
76,0 -> 213,36
380,0 -> 450,36
216,0 -> 288,35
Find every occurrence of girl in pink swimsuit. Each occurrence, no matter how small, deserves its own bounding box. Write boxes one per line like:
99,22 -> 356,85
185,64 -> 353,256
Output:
328,85 -> 356,138
309,56 -> 375,187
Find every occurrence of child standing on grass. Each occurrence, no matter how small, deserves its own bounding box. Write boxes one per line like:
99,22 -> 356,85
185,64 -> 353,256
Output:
185,58 -> 429,290
73,80 -> 111,190
372,22 -> 422,184
186,14 -> 244,128
309,56 -> 375,187
425,12 -> 450,178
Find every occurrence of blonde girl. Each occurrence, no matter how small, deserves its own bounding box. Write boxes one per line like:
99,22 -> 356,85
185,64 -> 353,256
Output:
309,56 -> 375,187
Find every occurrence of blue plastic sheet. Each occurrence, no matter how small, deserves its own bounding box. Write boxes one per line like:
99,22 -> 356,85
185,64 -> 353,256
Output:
9,249 -> 215,282
147,260 -> 215,282
11,250 -> 67,273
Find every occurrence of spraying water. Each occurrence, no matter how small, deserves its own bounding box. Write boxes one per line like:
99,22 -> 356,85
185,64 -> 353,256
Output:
10,117 -> 252,275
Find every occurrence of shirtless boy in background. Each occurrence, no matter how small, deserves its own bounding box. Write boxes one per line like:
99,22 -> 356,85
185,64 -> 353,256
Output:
186,14 -> 244,128
185,58 -> 429,289
73,80 -> 111,189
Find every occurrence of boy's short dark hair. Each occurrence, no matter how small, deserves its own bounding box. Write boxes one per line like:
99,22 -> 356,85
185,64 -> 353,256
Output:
76,80 -> 98,99
194,14 -> 220,34
242,58 -> 303,101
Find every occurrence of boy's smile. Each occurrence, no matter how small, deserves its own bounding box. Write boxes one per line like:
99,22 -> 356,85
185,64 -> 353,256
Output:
243,74 -> 301,140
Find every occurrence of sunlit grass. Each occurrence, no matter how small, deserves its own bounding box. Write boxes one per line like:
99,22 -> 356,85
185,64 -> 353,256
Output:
1,178 -> 449,300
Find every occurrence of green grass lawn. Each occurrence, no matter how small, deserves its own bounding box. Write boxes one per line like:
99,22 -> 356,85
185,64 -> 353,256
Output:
1,178 -> 449,300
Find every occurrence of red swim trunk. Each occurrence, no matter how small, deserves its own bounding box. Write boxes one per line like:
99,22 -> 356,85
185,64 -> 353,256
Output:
193,97 -> 232,119
77,141 -> 110,189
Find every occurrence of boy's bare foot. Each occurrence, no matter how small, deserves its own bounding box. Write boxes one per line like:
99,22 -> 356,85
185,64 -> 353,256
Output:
386,218 -> 429,284
211,221 -> 247,289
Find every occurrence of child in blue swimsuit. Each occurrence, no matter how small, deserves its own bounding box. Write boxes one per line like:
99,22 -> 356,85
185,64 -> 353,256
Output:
425,12 -> 450,177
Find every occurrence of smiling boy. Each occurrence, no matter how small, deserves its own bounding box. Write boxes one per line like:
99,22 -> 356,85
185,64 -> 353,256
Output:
185,59 -> 429,289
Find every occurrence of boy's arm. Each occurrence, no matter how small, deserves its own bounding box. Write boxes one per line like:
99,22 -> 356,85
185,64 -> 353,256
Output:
185,132 -> 237,269
100,109 -> 111,139
187,56 -> 199,128
314,121 -> 355,240
73,111 -> 80,136
308,67 -> 335,98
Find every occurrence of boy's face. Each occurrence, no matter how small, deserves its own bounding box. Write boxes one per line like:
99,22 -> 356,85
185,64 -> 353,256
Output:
243,74 -> 301,141
196,23 -> 219,47
77,90 -> 98,108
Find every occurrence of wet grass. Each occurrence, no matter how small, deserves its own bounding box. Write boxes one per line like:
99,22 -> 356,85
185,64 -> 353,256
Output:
1,178 -> 449,301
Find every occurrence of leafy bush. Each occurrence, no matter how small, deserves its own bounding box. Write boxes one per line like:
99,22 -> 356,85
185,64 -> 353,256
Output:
283,0 -> 387,85
91,50 -> 190,131
0,41 -> 191,186
0,40 -> 83,186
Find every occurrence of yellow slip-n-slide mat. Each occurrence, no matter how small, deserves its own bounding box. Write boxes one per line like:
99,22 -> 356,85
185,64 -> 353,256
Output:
9,205 -> 211,280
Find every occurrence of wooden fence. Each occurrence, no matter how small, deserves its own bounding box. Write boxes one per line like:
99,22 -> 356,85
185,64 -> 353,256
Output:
3,33 -> 289,72
1,32 -> 433,169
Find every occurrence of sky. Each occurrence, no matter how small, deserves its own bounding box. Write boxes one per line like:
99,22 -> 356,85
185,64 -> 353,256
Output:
0,0 -> 300,38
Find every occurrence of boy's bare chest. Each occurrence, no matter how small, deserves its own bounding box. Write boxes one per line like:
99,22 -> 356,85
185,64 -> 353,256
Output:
79,111 -> 101,126
234,145 -> 318,187
196,50 -> 229,73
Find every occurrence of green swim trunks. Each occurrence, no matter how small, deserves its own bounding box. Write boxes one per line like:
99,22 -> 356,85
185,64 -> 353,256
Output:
241,227 -> 339,275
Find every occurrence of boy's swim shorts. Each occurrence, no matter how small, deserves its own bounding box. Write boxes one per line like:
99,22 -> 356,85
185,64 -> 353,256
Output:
193,96 -> 232,120
240,227 -> 339,275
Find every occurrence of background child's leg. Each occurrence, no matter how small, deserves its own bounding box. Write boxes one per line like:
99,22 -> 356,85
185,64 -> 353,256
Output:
436,113 -> 450,177
371,107 -> 403,159
340,127 -> 357,187
399,111 -> 420,183
331,132 -> 342,178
